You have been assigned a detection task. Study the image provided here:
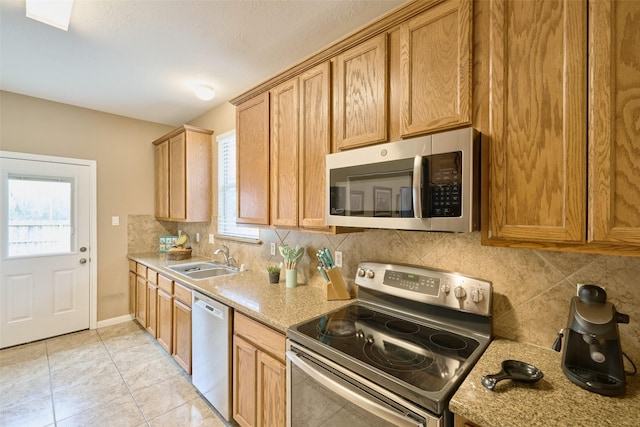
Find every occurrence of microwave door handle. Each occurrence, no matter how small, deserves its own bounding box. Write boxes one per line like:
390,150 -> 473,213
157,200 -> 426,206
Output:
412,155 -> 423,219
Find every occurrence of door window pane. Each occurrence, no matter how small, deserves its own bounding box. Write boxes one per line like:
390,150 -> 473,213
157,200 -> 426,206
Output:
7,175 -> 73,256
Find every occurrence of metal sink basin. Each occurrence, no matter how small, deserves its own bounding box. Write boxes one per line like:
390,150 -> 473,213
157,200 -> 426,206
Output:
167,261 -> 239,280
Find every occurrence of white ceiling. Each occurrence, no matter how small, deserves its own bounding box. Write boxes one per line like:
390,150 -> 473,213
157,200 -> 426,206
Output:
0,0 -> 406,126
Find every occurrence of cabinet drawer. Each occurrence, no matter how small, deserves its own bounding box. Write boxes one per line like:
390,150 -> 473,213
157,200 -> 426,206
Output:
235,312 -> 286,362
158,274 -> 173,294
147,269 -> 158,285
136,263 -> 148,278
128,260 -> 137,272
174,282 -> 192,306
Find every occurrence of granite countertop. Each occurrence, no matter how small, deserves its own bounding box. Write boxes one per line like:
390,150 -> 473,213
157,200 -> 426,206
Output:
128,252 -> 353,333
450,339 -> 639,427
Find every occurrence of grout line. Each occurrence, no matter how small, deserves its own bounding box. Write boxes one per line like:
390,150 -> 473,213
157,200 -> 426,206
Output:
44,340 -> 58,426
97,325 -> 151,425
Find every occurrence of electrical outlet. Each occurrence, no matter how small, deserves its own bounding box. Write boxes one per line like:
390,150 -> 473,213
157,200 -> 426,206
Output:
335,251 -> 343,268
209,234 -> 215,244
270,242 -> 276,256
111,216 -> 119,226
195,233 -> 200,243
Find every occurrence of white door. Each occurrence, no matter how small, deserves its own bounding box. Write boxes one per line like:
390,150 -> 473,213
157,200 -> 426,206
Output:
0,153 -> 93,348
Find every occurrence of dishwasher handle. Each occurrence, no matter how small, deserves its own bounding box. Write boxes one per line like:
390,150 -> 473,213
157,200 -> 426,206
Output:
195,299 -> 225,320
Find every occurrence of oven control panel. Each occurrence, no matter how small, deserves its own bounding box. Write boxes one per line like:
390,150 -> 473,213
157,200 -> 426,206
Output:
355,262 -> 492,316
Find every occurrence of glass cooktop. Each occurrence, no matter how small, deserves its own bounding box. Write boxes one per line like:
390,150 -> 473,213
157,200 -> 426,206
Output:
291,304 -> 480,393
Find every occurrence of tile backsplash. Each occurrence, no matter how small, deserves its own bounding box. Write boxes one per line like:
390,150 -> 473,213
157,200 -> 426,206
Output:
128,215 -> 640,365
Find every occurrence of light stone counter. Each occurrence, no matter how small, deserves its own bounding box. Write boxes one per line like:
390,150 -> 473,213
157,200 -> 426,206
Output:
450,339 -> 639,427
128,253 -> 354,333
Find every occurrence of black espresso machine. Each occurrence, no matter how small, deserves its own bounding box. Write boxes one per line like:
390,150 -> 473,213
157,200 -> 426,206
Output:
552,284 -> 636,396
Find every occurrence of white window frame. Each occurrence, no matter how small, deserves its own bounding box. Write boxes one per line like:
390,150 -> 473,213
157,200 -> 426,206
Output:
216,130 -> 260,242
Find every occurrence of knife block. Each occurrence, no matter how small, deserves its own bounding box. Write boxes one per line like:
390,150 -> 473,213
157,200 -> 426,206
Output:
324,268 -> 351,301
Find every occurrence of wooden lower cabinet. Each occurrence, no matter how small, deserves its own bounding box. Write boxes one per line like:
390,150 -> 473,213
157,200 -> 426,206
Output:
173,283 -> 192,374
129,263 -> 191,374
146,282 -> 158,337
233,313 -> 286,427
156,288 -> 173,353
256,351 -> 286,427
135,275 -> 147,327
454,414 -> 482,427
128,271 -> 136,315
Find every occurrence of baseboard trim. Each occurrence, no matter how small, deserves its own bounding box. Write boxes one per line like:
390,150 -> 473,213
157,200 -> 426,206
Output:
96,314 -> 134,329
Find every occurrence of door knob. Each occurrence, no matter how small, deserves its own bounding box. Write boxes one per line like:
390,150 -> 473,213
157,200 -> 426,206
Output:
79,258 -> 87,264
80,247 -> 87,252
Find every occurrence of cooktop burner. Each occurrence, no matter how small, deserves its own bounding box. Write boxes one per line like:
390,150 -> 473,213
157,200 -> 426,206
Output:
297,303 -> 479,392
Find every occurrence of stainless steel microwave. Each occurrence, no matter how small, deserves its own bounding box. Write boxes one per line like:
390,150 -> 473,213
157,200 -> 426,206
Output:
326,127 -> 480,232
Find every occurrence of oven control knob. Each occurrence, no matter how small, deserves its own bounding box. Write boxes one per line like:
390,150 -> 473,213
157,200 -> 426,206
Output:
440,283 -> 450,294
471,288 -> 484,303
366,336 -> 375,344
356,330 -> 365,339
357,268 -> 366,277
366,270 -> 375,279
454,286 -> 467,300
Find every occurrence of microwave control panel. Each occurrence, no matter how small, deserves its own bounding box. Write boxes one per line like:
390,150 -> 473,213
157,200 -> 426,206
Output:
427,152 -> 462,217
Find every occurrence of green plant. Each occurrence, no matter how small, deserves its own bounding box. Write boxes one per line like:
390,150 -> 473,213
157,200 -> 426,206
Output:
266,265 -> 281,274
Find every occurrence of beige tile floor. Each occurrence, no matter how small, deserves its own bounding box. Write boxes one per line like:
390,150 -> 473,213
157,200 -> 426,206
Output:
0,321 -> 231,426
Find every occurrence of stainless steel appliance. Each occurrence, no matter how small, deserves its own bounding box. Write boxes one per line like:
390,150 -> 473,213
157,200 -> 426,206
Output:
286,262 -> 492,427
552,284 -> 636,396
325,127 -> 480,232
192,291 -> 232,421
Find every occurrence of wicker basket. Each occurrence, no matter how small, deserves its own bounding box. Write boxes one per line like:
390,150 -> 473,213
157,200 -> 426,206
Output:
165,248 -> 192,261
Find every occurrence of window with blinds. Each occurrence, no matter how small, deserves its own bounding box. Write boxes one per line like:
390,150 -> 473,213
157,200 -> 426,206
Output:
217,131 -> 260,240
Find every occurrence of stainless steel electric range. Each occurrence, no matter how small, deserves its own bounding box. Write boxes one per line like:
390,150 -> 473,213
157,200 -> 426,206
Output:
286,262 -> 492,427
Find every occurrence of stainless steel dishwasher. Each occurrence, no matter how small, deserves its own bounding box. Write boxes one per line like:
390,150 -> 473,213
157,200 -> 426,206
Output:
192,291 -> 232,421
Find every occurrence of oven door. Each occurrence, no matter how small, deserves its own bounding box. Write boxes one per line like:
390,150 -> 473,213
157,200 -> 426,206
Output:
286,341 -> 441,427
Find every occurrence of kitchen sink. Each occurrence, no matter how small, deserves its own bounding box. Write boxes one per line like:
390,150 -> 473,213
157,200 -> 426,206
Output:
167,261 -> 240,280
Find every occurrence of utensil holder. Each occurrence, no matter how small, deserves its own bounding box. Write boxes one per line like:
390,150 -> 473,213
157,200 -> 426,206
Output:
286,269 -> 297,288
325,268 -> 350,300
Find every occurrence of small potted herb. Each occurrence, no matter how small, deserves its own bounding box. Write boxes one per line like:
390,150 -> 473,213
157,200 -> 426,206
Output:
266,265 -> 281,284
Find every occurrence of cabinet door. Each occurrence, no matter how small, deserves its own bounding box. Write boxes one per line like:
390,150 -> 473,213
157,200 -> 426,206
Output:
154,140 -> 169,219
589,0 -> 640,244
128,271 -> 136,315
184,129 -> 212,222
157,288 -> 173,353
257,351 -> 286,427
169,133 -> 186,220
172,299 -> 191,374
299,62 -> 332,228
270,78 -> 299,227
335,33 -> 387,150
237,93 -> 270,225
400,0 -> 471,136
146,282 -> 158,338
135,276 -> 147,326
487,0 -> 587,242
233,335 -> 257,427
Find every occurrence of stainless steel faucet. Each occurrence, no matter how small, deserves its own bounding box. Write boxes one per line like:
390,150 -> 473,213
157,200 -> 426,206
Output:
214,244 -> 231,266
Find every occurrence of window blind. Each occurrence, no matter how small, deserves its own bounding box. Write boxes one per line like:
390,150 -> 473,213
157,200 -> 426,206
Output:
217,131 -> 259,240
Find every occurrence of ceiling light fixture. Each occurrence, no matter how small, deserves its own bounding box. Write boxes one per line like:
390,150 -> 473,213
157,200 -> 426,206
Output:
26,0 -> 74,31
195,85 -> 215,101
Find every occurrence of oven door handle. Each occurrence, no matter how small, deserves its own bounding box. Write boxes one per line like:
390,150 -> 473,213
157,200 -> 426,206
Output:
286,350 -> 428,427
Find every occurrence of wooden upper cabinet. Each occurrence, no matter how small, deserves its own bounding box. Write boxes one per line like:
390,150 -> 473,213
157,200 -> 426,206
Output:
169,133 -> 186,219
237,92 -> 270,225
299,62 -> 332,228
270,78 -> 300,227
154,140 -> 169,218
589,0 -> 640,245
334,33 -> 387,150
400,0 -> 472,137
153,125 -> 212,222
487,0 -> 587,243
